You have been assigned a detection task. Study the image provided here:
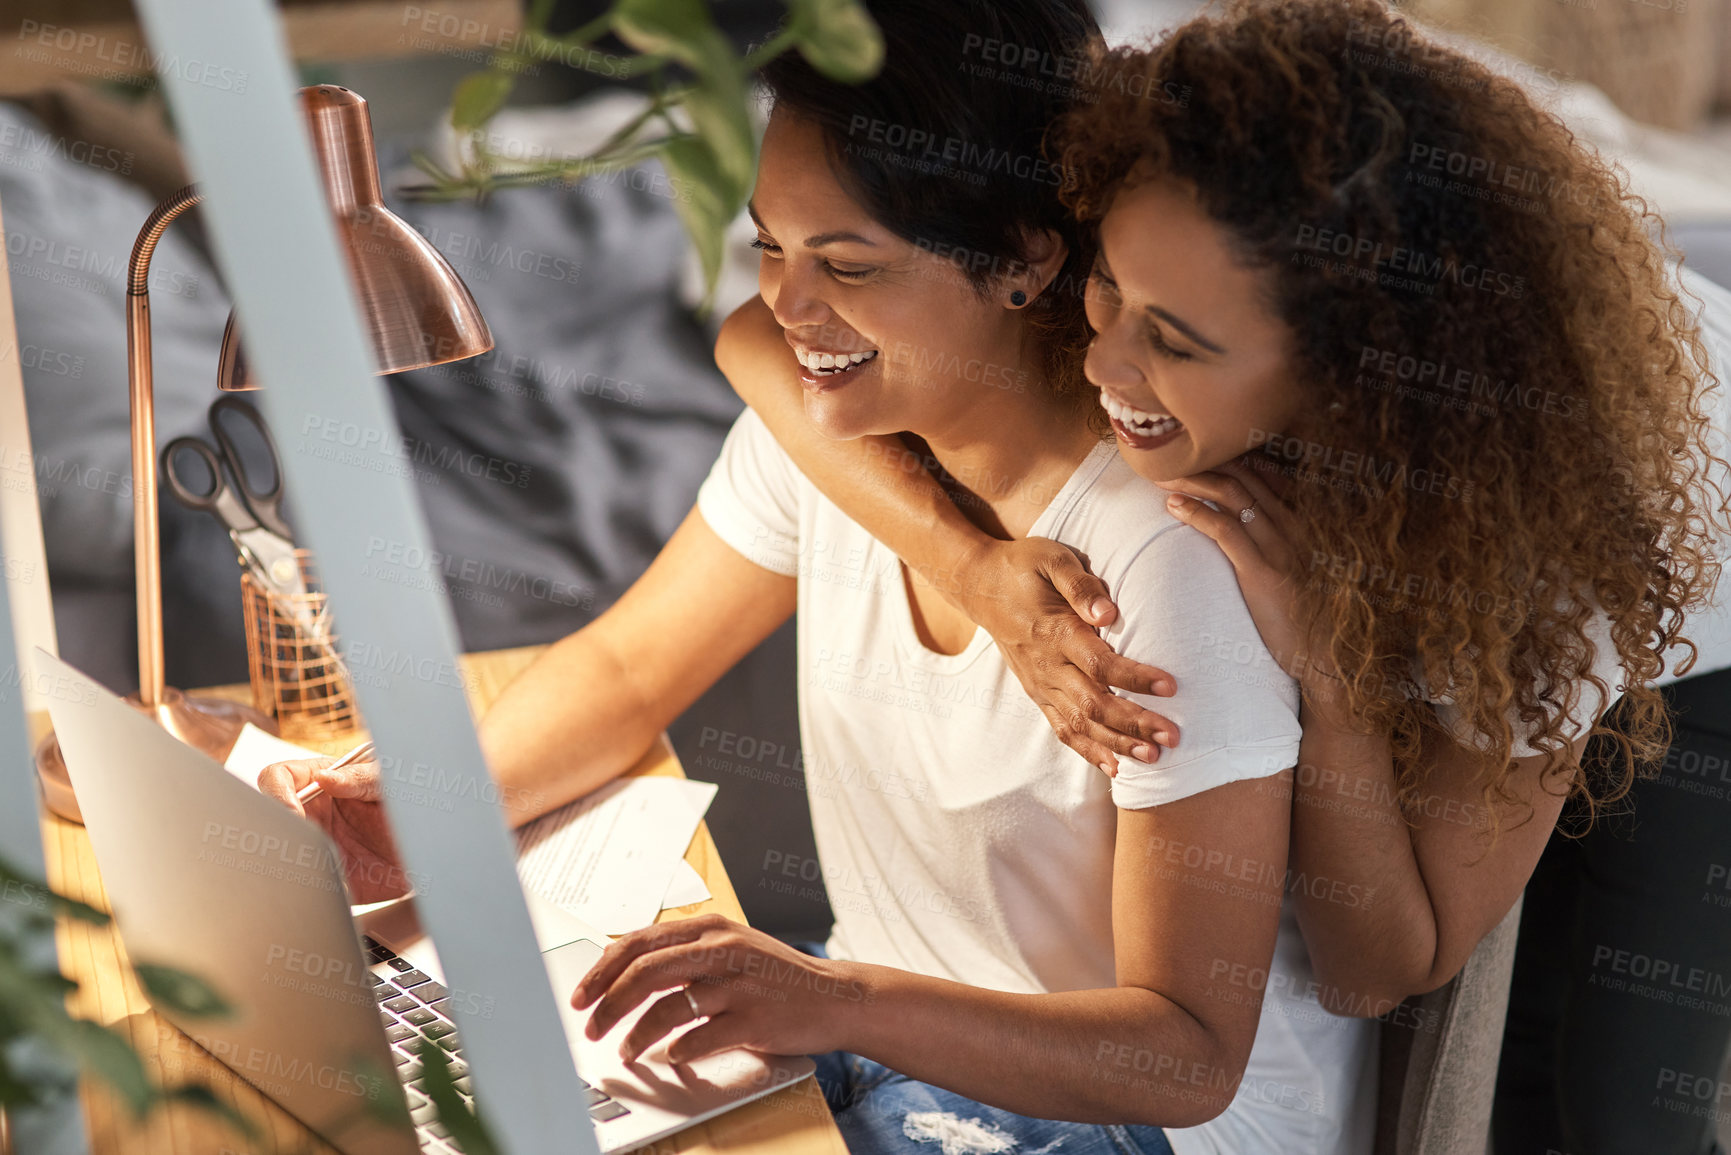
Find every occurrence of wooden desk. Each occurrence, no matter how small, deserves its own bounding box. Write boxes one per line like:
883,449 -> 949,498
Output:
2,0 -> 523,95
36,645 -> 846,1155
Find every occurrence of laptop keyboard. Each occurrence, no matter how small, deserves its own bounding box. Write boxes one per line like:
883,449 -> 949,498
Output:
364,936 -> 631,1153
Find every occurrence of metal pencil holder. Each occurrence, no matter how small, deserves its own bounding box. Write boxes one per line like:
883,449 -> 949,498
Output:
240,551 -> 360,742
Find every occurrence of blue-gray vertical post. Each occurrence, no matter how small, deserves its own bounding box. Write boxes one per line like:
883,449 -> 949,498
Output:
120,3 -> 599,1152
0,538 -> 87,1154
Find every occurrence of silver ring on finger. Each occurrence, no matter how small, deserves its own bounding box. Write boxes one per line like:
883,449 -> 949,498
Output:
683,984 -> 703,1022
1239,503 -> 1258,525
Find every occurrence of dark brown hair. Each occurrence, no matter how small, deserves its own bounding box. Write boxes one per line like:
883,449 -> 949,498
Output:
759,0 -> 1103,415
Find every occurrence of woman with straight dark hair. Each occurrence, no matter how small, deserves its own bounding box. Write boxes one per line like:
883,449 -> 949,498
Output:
265,1 -> 1377,1152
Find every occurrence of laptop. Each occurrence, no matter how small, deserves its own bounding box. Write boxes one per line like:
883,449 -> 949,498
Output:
37,650 -> 814,1154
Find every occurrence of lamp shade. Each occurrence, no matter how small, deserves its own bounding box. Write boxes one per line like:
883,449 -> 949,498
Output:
218,84 -> 491,390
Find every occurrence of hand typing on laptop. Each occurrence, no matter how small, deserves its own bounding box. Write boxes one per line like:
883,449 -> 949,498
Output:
259,756 -> 410,904
572,914 -> 865,1067
42,650 -> 814,1154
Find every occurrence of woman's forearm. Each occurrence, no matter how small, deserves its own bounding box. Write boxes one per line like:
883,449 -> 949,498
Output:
1289,681 -> 1572,1008
476,620 -> 668,829
828,961 -> 1238,1129
476,511 -> 798,830
1287,691 -> 1439,1010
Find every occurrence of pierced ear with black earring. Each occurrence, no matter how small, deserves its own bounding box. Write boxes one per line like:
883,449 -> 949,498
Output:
1010,290 -> 1028,308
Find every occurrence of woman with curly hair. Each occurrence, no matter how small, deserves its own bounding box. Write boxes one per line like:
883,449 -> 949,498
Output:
266,0 -> 1381,1152
717,0 -> 1729,1135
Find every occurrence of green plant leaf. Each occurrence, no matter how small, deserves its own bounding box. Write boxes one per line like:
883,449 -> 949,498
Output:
659,137 -> 736,305
790,0 -> 884,83
162,1084 -> 260,1142
0,950 -> 80,1010
611,0 -> 727,71
0,862 -> 256,1136
349,1051 -> 413,1133
45,891 -> 111,927
57,1019 -> 154,1117
0,1021 -> 76,1111
451,71 -> 516,133
0,855 -> 106,928
0,854 -> 35,886
610,0 -> 748,185
0,1065 -> 51,1111
416,1040 -> 501,1155
681,69 -> 757,195
425,0 -> 884,304
134,963 -> 234,1020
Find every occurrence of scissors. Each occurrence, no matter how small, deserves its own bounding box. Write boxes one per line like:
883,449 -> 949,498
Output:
161,396 -> 306,604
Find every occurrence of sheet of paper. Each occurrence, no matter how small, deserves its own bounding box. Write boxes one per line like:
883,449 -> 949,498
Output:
658,779 -> 714,909
660,859 -> 711,910
222,723 -> 320,790
515,777 -> 717,935
227,723 -> 719,927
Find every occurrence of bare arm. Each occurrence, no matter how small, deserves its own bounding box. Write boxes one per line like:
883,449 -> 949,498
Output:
1283,693 -> 1578,1010
717,296 -> 1176,770
260,512 -> 796,882
1161,460 -> 1579,1010
476,509 -> 797,826
577,773 -> 1293,1127
837,776 -> 1290,1125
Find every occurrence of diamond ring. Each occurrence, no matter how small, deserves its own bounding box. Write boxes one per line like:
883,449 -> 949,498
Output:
1239,504 -> 1258,525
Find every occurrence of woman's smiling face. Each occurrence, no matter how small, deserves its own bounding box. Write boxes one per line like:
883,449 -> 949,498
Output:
751,109 -> 1053,442
1084,177 -> 1303,482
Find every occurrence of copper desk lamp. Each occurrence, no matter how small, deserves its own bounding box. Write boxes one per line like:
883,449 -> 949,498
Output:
36,85 -> 493,823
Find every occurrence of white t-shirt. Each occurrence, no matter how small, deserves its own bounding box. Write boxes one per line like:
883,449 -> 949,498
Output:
697,409 -> 1377,1155
1669,265 -> 1731,682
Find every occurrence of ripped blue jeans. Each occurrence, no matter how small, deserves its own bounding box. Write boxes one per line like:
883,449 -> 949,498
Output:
809,1050 -> 1176,1155
795,945 -> 1175,1155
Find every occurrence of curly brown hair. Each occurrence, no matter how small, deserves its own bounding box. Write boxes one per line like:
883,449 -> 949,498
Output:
1054,0 -> 1727,827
